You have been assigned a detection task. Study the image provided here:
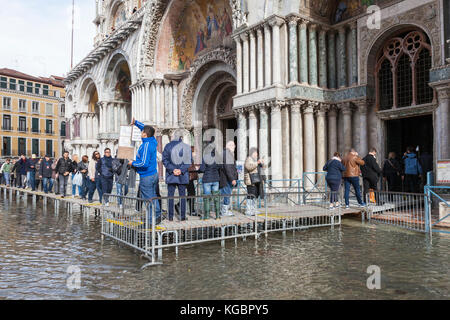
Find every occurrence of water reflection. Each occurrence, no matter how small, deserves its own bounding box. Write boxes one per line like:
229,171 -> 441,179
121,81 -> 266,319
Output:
0,196 -> 449,299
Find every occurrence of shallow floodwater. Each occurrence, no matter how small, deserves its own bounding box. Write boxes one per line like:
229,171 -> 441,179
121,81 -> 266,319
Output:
0,195 -> 449,300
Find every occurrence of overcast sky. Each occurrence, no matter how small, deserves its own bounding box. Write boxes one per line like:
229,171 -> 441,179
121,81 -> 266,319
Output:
0,0 -> 96,78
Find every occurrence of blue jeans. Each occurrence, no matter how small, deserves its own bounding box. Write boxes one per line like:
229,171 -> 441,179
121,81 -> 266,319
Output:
96,177 -> 103,202
344,177 -> 364,206
80,176 -> 89,199
101,176 -> 114,204
71,173 -> 82,196
203,181 -> 219,195
27,172 -> 36,191
220,181 -> 233,205
3,172 -> 10,186
167,184 -> 186,220
42,177 -> 54,193
140,173 -> 161,223
87,179 -> 97,202
116,182 -> 129,205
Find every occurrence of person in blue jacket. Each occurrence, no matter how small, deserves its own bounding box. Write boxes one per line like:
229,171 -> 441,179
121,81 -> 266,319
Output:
162,130 -> 192,221
402,146 -> 422,193
128,119 -> 161,225
323,152 -> 346,210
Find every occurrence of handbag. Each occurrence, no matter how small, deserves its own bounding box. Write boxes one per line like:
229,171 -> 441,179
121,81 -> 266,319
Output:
250,173 -> 261,184
73,172 -> 83,186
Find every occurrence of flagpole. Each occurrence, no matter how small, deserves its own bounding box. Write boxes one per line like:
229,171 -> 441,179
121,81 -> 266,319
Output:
71,0 -> 75,69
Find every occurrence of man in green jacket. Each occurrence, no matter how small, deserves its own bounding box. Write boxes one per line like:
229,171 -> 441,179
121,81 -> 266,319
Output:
0,158 -> 12,186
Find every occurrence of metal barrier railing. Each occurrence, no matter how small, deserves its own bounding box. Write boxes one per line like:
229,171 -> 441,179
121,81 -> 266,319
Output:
302,172 -> 327,203
101,189 -> 341,267
424,185 -> 450,234
366,191 -> 428,233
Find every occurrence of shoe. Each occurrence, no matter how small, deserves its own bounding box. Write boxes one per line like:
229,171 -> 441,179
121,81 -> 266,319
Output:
329,206 -> 335,211
119,204 -> 123,209
88,200 -> 93,204
245,199 -> 255,216
105,202 -> 109,207
345,205 -> 349,209
359,203 -> 367,208
213,191 -> 221,219
203,198 -> 210,220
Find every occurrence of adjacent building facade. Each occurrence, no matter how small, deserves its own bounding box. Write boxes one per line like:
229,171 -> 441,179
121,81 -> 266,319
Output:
0,68 -> 66,159
64,0 -> 450,184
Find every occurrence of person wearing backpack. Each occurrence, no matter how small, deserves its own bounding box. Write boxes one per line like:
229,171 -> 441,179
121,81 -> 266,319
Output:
77,155 -> 89,200
55,151 -> 74,197
96,148 -> 114,206
39,155 -> 54,194
403,146 -> 422,193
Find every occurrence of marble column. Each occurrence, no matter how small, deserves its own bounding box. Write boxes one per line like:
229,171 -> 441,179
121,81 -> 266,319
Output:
235,36 -> 243,94
350,22 -> 358,86
248,107 -> 258,151
258,105 -> 269,175
328,30 -> 337,89
327,105 -> 338,158
341,102 -> 353,152
299,19 -> 309,84
316,105 -> 327,173
151,82 -> 157,124
98,103 -> 104,133
172,81 -> 178,126
130,88 -> 135,120
318,27 -> 328,88
436,88 -> 450,159
250,30 -> 257,91
264,24 -> 272,87
355,100 -> 368,155
80,113 -> 85,139
114,103 -> 119,133
281,104 -> 290,183
236,109 -> 248,162
257,28 -> 264,90
309,23 -> 318,86
288,17 -> 299,84
155,80 -> 161,125
145,82 -> 150,122
303,102 -> 316,186
270,17 -> 284,86
164,80 -> 172,126
290,101 -> 303,180
337,26 -> 347,88
241,32 -> 250,93
270,102 -> 283,184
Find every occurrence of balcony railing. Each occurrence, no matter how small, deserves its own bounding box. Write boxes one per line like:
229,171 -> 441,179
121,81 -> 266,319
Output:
18,127 -> 28,133
2,105 -> 11,111
1,126 -> 12,131
45,130 -> 55,135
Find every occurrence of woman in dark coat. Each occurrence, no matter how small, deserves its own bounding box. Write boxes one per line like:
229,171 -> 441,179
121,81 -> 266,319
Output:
323,152 -> 346,209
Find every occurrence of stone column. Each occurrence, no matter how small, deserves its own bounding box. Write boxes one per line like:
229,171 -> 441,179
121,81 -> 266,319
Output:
235,36 -> 243,94
159,80 -> 165,125
151,82 -> 157,124
290,101 -> 303,180
98,103 -> 104,133
288,17 -> 299,84
350,21 -> 358,86
327,105 -> 338,158
436,88 -> 450,159
264,24 -> 272,87
299,19 -> 308,84
258,105 -> 269,175
88,114 -> 93,139
355,100 -> 368,155
318,27 -> 328,88
281,104 -> 290,183
341,102 -> 353,152
241,32 -> 250,93
328,29 -> 337,89
114,103 -> 119,133
337,25 -> 347,88
155,80 -> 161,125
248,107 -> 258,151
164,80 -> 172,126
270,102 -> 283,183
130,87 -> 135,120
303,102 -> 316,186
270,17 -> 284,86
309,23 -> 318,86
80,114 -> 85,139
316,105 -> 327,172
145,82 -> 150,122
236,108 -> 248,162
257,28 -> 264,90
249,30 -> 257,91
172,81 -> 178,126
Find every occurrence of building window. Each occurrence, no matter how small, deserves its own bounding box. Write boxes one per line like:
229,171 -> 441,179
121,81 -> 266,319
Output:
32,101 -> 39,113
18,80 -> 25,92
46,139 -> 53,157
18,116 -> 27,132
9,78 -> 16,90
32,139 -> 39,156
45,103 -> 53,115
375,30 -> 433,110
2,137 -> 11,156
34,83 -> 41,95
19,99 -> 27,112
0,77 -> 6,89
43,84 -> 49,96
32,118 -> 39,133
60,104 -> 65,116
2,97 -> 11,110
2,115 -> 12,131
26,82 -> 33,93
46,119 -> 53,134
60,121 -> 66,137
18,138 -> 26,156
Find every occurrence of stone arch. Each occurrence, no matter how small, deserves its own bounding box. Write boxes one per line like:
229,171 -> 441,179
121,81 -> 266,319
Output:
180,47 -> 236,128
102,52 -> 133,102
78,76 -> 100,113
106,0 -> 129,32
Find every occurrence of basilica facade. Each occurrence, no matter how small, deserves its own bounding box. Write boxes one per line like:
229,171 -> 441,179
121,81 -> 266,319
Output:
64,0 -> 450,184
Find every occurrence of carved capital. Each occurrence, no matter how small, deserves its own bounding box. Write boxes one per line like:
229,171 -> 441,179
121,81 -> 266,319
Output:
287,16 -> 300,26
239,32 -> 249,42
437,87 -> 450,100
339,102 -> 353,115
269,16 -> 284,28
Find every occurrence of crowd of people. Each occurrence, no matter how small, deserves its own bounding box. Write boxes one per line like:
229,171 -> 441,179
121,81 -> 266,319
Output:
322,146 -> 431,209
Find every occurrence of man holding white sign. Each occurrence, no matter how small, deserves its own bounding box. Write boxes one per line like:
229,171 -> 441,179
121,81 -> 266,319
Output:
128,118 -> 161,225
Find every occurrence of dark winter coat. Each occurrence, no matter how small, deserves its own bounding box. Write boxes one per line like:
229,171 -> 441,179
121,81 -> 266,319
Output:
219,148 -> 238,188
199,149 -> 221,184
25,158 -> 38,172
77,161 -> 89,177
382,158 -> 402,177
361,154 -> 382,181
55,157 -> 73,175
162,139 -> 191,185
16,158 -> 27,175
39,159 -> 54,178
323,158 -> 346,181
403,153 -> 422,175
